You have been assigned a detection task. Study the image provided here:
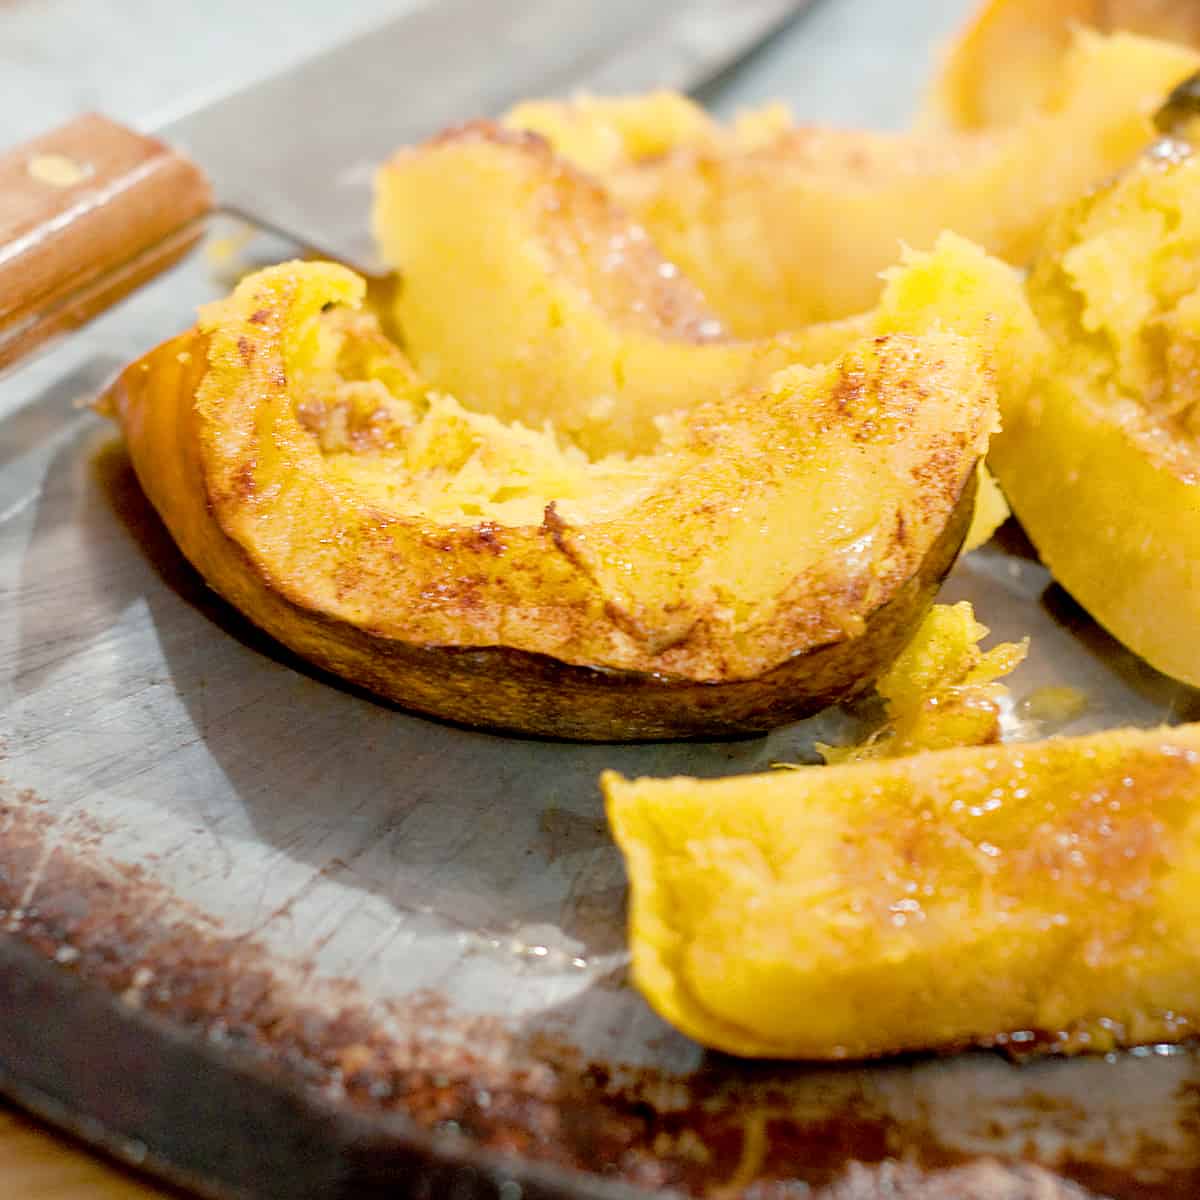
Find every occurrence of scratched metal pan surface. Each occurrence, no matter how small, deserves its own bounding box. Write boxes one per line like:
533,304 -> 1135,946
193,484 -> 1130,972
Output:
5,8 -> 1200,1200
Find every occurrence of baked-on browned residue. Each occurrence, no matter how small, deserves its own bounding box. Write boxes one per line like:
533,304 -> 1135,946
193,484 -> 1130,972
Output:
1,777 -> 1199,1198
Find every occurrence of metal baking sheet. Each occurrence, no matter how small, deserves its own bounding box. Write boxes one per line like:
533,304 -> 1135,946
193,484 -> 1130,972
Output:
2,2 -> 1200,1196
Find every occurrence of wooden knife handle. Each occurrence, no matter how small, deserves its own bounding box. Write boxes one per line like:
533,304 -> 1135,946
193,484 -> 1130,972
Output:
0,113 -> 213,371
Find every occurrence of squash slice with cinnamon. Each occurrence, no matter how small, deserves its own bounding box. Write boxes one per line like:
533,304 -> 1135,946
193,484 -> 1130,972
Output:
606,723 -> 1200,1058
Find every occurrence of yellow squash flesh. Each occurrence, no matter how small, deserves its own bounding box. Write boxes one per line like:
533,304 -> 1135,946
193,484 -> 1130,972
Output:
373,123 -> 762,458
990,146 -> 1200,686
818,601 -> 1028,763
605,724 -> 1200,1059
507,32 -> 1199,333
373,126 -> 1016,549
923,0 -> 1200,132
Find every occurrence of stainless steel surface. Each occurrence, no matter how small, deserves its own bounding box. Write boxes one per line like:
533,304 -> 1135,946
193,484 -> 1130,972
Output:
570,0 -> 809,97
1,1 -> 1199,1197
0,0 -> 405,147
159,0 -> 810,271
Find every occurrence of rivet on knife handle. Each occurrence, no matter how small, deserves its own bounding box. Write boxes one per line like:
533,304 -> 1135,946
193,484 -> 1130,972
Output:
0,113 -> 213,371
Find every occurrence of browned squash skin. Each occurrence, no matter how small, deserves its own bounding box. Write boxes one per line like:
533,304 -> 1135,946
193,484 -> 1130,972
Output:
105,322 -> 977,742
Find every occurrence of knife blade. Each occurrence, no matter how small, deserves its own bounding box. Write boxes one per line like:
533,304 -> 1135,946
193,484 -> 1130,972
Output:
0,0 -> 810,373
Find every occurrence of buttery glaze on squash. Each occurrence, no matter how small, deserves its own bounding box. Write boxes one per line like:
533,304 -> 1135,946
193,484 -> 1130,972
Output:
506,31 -> 1199,333
105,268 -> 991,739
605,723 -> 1200,1059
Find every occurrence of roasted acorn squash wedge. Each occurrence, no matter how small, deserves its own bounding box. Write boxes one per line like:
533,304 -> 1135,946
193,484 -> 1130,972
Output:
506,32 -> 1199,333
103,257 -> 992,740
605,723 -> 1200,1059
990,144 -> 1200,686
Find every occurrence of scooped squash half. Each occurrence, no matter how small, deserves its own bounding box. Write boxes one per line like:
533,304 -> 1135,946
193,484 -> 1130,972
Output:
605,722 -> 1200,1059
104,255 -> 990,739
506,31 -> 1199,333
922,0 -> 1200,132
990,144 -> 1200,686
